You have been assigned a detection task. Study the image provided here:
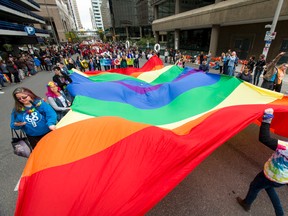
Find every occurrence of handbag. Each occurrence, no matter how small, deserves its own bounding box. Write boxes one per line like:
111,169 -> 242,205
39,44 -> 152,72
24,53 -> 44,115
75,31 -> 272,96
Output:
11,129 -> 32,158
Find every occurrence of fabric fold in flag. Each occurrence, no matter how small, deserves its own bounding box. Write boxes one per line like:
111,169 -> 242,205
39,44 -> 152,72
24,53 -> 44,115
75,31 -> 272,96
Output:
15,56 -> 288,216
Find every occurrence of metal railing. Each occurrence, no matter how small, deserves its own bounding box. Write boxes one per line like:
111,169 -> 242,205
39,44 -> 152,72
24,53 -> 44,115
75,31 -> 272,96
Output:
26,0 -> 40,8
0,20 -> 49,34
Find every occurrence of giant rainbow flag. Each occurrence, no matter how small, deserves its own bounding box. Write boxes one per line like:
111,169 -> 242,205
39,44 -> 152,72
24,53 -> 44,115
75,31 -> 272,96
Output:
15,56 -> 288,215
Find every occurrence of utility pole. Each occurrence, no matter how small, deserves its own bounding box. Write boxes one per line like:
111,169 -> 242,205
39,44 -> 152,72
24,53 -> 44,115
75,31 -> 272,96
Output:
262,0 -> 283,59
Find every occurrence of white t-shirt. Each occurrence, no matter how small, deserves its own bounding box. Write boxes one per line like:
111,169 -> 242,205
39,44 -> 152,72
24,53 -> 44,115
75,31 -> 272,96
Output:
58,95 -> 68,107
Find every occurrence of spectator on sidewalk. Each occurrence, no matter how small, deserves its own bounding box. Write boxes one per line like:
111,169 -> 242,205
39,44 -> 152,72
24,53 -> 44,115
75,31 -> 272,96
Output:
120,55 -> 127,68
261,52 -> 285,90
0,71 -> 6,90
253,54 -> 266,86
26,56 -> 37,75
199,51 -> 204,65
199,60 -> 209,73
75,56 -> 85,72
237,66 -> 252,83
223,52 -> 230,75
274,63 -> 288,93
175,58 -> 184,68
227,51 -> 237,76
164,48 -> 169,63
52,66 -> 72,91
237,108 -> 288,216
247,55 -> 256,74
57,62 -> 69,76
0,60 -> 11,82
44,55 -> 53,71
34,56 -> 41,72
206,50 -> 212,65
219,52 -> 225,74
66,58 -> 76,70
6,60 -> 20,83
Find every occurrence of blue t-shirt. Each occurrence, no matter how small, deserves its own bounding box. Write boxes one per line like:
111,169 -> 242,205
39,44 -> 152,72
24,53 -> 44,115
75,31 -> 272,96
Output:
11,99 -> 57,136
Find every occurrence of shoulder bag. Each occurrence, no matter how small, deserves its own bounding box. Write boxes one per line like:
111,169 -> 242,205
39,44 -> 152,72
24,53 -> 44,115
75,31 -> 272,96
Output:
11,129 -> 32,158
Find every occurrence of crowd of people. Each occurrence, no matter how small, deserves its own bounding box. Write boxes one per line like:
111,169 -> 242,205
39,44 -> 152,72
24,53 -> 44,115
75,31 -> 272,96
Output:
2,40 -> 287,215
0,44 -> 79,93
199,50 -> 287,93
7,41 -> 157,149
10,64 -> 73,149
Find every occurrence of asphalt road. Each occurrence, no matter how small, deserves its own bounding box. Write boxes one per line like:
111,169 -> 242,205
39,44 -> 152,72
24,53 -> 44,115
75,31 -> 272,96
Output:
0,57 -> 287,216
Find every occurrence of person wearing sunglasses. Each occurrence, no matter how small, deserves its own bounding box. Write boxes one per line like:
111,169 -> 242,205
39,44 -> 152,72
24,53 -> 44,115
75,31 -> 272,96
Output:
10,87 -> 57,149
46,81 -> 71,122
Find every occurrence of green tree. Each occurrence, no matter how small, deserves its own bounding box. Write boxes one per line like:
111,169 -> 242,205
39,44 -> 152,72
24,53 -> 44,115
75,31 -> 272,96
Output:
97,30 -> 104,41
136,37 -> 155,49
65,31 -> 80,43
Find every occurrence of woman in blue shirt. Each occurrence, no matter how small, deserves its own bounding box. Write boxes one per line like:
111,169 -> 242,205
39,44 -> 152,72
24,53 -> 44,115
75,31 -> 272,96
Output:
10,87 -> 57,149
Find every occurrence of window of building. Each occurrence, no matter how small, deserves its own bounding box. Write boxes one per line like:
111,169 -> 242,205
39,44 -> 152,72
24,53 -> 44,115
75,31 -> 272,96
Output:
279,39 -> 288,64
158,0 -> 175,19
233,38 -> 251,60
178,29 -> 211,54
158,0 -> 215,18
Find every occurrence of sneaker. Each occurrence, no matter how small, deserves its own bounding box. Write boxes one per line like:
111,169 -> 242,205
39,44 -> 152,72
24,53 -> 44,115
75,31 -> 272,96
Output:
0,91 -> 4,94
236,197 -> 250,211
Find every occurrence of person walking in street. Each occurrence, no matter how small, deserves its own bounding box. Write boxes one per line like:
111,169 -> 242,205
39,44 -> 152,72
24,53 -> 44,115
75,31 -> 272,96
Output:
237,108 -> 288,216
10,87 -> 57,149
261,52 -> 285,90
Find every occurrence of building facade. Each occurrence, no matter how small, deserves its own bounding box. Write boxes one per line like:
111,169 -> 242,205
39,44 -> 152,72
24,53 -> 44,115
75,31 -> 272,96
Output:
136,0 -> 153,38
0,0 -> 49,52
65,0 -> 83,30
100,0 -> 112,31
101,0 -> 153,40
35,0 -> 75,44
90,7 -> 97,30
91,0 -> 104,30
152,0 -> 288,62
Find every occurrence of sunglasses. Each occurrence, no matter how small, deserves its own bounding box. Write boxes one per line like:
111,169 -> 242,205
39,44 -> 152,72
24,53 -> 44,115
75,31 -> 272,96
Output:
17,95 -> 28,101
